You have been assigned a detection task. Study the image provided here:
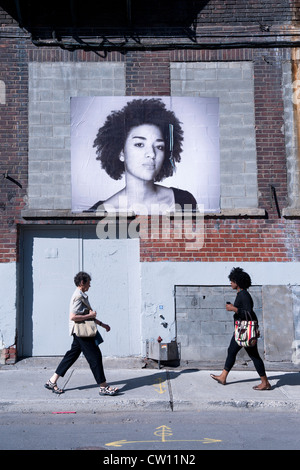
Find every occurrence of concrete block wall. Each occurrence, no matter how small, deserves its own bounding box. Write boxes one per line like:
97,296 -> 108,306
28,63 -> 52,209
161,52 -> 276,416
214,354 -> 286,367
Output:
171,62 -> 258,210
176,285 -> 263,362
28,62 -> 126,209
27,60 -> 258,212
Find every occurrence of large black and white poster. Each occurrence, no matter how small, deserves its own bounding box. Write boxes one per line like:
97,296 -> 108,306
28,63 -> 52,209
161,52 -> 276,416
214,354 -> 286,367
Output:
71,96 -> 219,214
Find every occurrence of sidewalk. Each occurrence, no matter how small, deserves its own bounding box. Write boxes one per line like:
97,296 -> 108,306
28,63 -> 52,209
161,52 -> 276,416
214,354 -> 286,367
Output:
0,357 -> 299,414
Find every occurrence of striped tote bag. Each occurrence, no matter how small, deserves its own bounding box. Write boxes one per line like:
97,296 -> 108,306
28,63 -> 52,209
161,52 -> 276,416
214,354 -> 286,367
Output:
234,311 -> 259,348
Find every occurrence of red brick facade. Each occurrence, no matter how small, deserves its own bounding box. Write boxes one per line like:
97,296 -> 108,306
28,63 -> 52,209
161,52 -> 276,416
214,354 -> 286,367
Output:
1,39 -> 299,264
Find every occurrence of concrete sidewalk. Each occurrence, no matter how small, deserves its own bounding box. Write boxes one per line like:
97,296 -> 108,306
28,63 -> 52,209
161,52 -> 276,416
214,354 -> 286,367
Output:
0,357 -> 299,414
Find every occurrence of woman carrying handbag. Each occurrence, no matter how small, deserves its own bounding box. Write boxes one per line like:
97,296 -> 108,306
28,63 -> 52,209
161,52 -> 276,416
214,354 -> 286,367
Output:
210,267 -> 271,391
44,271 -> 118,396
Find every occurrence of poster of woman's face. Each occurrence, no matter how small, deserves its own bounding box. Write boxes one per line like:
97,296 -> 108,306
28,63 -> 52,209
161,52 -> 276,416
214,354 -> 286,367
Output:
71,96 -> 219,214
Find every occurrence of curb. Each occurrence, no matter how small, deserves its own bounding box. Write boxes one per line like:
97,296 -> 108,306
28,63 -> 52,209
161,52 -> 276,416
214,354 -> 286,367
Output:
1,397 -> 299,414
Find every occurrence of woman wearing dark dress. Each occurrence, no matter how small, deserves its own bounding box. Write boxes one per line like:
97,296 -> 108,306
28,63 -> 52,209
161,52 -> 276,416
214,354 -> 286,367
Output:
210,267 -> 271,391
89,98 -> 197,214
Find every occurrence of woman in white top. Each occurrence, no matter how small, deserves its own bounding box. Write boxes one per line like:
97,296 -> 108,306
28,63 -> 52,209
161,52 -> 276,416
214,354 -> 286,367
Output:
44,271 -> 118,396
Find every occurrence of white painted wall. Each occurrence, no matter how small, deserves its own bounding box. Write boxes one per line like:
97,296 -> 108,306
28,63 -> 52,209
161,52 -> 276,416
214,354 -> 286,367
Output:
141,261 -> 300,353
2,257 -> 300,359
0,262 -> 16,349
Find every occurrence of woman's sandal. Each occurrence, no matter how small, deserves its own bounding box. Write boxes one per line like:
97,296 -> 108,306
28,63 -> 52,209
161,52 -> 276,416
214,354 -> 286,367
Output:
44,380 -> 64,395
99,386 -> 119,396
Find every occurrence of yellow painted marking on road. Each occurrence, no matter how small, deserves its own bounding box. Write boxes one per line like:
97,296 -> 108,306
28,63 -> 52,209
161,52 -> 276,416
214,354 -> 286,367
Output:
154,425 -> 173,442
202,438 -> 222,444
105,425 -> 222,448
153,377 -> 167,394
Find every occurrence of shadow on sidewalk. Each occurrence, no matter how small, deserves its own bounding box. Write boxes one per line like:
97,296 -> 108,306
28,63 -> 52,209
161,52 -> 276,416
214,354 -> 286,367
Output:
224,372 -> 300,388
63,368 -> 198,393
269,372 -> 300,389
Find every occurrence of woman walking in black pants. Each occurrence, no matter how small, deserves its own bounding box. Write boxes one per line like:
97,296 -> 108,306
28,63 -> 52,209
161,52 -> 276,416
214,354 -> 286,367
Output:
44,271 -> 118,396
211,267 -> 271,391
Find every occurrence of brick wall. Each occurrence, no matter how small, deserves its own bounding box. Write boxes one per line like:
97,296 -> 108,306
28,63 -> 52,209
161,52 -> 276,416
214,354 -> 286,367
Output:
0,15 -> 297,250
1,37 -> 300,264
139,217 -> 300,262
254,49 -> 288,213
0,345 -> 17,365
195,0 -> 292,25
126,51 -> 171,96
0,3 -> 297,261
0,38 -> 28,262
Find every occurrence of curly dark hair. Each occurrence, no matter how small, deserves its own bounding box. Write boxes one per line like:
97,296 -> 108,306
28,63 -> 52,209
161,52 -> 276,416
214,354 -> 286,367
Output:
74,271 -> 91,287
93,98 -> 184,182
228,267 -> 252,290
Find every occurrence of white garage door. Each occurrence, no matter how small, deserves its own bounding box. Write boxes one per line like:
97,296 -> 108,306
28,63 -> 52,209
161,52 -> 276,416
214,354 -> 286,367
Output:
21,227 -> 140,357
